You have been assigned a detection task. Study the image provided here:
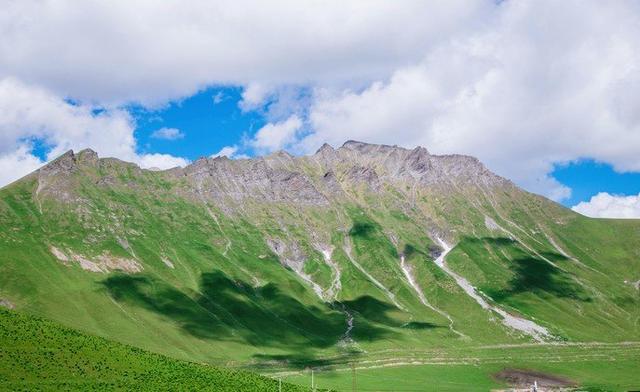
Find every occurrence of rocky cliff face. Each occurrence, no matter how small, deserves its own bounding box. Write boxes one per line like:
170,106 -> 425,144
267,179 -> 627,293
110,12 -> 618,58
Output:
31,141 -> 510,208
154,140 -> 511,214
26,140 -> 526,252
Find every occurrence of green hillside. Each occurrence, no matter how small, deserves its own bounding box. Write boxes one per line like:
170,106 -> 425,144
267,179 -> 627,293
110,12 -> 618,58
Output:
0,142 -> 638,389
0,308 -> 306,391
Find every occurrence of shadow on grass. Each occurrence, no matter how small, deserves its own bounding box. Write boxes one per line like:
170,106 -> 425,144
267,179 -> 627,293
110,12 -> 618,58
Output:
459,236 -> 590,303
348,222 -> 376,239
249,352 -> 362,371
101,270 -> 437,352
489,256 -> 591,302
402,321 -> 440,330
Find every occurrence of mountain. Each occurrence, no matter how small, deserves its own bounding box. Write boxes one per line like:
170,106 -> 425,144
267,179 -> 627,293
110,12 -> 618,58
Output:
0,141 -> 639,389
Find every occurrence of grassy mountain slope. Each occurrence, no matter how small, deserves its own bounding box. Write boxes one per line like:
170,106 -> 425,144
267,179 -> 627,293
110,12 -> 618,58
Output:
0,142 -> 638,388
0,308 -> 306,391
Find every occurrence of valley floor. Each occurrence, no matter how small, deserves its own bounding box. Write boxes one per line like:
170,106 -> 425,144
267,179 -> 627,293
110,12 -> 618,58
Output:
262,342 -> 640,391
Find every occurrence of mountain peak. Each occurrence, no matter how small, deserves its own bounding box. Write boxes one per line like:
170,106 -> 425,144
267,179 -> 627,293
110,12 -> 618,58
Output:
39,149 -> 77,174
269,150 -> 293,159
315,143 -> 335,155
410,145 -> 430,156
339,140 -> 404,156
77,148 -> 99,165
341,140 -> 381,149
78,148 -> 97,155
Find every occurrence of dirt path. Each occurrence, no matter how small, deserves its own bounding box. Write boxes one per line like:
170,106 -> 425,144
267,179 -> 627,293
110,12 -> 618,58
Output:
265,341 -> 640,377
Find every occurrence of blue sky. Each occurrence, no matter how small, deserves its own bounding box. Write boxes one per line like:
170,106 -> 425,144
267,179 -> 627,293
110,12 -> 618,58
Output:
10,78 -> 640,211
1,1 -> 640,217
127,87 -> 640,208
552,161 -> 640,207
131,87 -> 264,160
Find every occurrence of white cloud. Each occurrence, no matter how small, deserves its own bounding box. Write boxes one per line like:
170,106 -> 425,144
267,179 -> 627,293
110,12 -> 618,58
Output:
136,153 -> 188,170
250,116 -> 303,153
0,1 -> 486,105
0,78 -> 187,186
2,1 -> 640,199
240,83 -> 272,112
150,127 -> 185,140
211,145 -> 238,158
572,192 -> 640,219
212,91 -> 225,104
0,144 -> 45,187
0,77 -> 135,159
292,1 -> 640,200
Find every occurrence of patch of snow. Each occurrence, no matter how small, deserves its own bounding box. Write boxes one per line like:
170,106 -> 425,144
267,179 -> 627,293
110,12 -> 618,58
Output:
161,256 -> 175,269
399,254 -> 428,306
484,215 -> 500,231
315,245 -> 342,301
399,253 -> 466,338
222,238 -> 232,257
433,237 -> 551,342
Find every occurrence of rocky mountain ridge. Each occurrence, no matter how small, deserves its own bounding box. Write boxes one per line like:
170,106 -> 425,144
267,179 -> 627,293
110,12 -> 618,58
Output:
0,139 -> 638,373
31,140 -> 512,215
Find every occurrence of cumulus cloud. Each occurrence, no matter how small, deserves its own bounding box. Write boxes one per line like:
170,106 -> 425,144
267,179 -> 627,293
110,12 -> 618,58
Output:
0,144 -> 45,187
0,1 -> 485,106
0,78 -> 134,158
572,192 -> 640,219
250,116 -> 303,153
136,153 -> 188,170
292,0 -> 640,200
240,83 -> 273,112
150,127 -> 184,140
2,1 -> 640,199
0,78 -> 187,186
211,145 -> 238,158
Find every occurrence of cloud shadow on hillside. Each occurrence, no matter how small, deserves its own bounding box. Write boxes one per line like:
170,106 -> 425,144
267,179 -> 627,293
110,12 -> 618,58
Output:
349,222 -> 376,238
490,255 -> 591,302
100,270 -> 437,353
460,236 -> 591,303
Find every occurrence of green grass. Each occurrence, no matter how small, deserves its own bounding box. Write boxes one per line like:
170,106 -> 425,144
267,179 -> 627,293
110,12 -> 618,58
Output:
0,308 -> 308,391
1,152 -> 639,390
283,344 -> 640,391
285,359 -> 640,391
